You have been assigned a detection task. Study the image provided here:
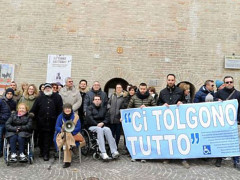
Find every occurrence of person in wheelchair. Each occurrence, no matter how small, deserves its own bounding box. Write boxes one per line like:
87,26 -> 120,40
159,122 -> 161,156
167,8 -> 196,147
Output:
54,103 -> 81,168
86,95 -> 119,161
5,103 -> 32,162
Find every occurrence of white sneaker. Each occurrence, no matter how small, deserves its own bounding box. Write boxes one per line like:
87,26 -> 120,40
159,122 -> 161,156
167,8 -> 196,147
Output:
112,151 -> 120,159
10,153 -> 17,161
19,153 -> 27,161
100,153 -> 110,161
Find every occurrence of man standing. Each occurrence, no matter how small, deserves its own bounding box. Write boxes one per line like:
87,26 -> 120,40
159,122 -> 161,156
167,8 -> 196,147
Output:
59,77 -> 82,114
214,76 -> 240,169
128,83 -> 156,163
86,95 -> 119,161
84,81 -> 108,114
2,88 -> 16,112
128,83 -> 156,108
78,79 -> 89,127
194,80 -> 215,103
157,74 -> 189,168
31,83 -> 63,161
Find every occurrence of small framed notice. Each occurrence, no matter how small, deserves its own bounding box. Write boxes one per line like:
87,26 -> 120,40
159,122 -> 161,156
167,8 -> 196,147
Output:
225,56 -> 240,69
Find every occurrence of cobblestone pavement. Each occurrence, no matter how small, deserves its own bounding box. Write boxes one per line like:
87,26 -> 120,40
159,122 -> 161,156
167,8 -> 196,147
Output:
1,141 -> 240,180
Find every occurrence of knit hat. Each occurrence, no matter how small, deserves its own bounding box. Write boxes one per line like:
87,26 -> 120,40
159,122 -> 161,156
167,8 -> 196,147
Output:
63,103 -> 72,110
44,83 -> 52,89
5,88 -> 14,96
215,80 -> 224,89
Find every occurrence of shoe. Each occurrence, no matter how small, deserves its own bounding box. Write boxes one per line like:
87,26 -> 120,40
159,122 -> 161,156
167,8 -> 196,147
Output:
100,153 -> 110,161
182,160 -> 190,169
112,151 -> 120,159
141,159 -> 146,163
19,153 -> 27,161
43,155 -> 49,161
163,160 -> 170,164
63,162 -> 71,168
215,159 -> 222,167
10,153 -> 17,162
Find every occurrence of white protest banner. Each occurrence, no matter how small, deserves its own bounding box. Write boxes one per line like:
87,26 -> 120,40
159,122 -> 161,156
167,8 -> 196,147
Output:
46,55 -> 72,85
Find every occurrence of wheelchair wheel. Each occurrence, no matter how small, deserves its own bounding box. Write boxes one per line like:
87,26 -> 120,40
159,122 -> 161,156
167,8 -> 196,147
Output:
29,157 -> 34,164
81,129 -> 90,156
3,138 -> 9,164
93,152 -> 100,160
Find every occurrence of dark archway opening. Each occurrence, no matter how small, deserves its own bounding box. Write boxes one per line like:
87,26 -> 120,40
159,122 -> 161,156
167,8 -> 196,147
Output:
104,78 -> 129,98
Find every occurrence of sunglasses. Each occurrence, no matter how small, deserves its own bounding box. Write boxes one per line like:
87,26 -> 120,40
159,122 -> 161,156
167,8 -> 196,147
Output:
225,81 -> 233,84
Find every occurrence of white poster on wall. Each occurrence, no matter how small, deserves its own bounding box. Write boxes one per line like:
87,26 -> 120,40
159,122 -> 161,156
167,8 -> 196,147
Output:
46,55 -> 72,85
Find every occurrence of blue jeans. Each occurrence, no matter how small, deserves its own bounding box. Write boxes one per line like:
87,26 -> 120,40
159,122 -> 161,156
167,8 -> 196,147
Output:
0,124 -> 5,153
9,135 -> 25,154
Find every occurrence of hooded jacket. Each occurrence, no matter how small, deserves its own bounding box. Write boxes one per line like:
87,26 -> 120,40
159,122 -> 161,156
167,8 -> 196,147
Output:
0,98 -> 11,124
194,86 -> 216,103
128,90 -> 156,108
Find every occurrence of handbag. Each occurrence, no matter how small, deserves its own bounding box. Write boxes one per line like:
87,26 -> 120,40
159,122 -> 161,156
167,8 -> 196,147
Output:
73,133 -> 84,142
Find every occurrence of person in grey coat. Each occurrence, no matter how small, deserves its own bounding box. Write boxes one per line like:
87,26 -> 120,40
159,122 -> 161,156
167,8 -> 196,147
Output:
108,84 -> 128,147
59,77 -> 82,114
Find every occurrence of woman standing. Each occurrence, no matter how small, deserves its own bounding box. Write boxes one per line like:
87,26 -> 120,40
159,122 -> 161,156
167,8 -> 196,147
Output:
18,84 -> 39,110
108,84 -> 128,147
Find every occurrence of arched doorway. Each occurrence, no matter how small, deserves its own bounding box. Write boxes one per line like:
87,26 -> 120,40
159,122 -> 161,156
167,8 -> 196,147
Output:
104,78 -> 129,98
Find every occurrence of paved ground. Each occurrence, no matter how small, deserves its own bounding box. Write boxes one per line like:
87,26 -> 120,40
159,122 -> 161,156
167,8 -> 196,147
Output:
1,138 -> 240,180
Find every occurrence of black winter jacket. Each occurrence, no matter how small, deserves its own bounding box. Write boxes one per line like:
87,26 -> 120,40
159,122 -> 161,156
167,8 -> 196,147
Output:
86,104 -> 109,126
157,86 -> 185,105
30,93 -> 63,131
214,87 -> 240,121
5,112 -> 32,138
0,98 -> 11,124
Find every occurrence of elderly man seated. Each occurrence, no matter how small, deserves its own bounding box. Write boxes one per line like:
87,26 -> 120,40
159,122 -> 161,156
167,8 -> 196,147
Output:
86,95 -> 119,160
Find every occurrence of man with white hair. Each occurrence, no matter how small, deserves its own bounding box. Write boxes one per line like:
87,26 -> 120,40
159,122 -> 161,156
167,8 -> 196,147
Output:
31,83 -> 63,161
59,77 -> 82,114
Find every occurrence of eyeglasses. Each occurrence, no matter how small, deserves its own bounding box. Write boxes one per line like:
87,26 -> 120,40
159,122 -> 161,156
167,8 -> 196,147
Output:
225,81 -> 233,84
68,81 -> 73,83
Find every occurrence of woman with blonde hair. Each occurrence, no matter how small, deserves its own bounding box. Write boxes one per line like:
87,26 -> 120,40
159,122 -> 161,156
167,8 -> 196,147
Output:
21,82 -> 29,94
18,84 -> 39,110
5,103 -> 32,162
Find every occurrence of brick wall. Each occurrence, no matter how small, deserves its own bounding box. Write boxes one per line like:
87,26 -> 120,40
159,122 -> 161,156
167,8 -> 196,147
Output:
0,0 -> 240,92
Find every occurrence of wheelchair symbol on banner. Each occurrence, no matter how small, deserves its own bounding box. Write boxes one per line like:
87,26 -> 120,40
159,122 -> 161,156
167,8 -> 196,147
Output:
203,145 -> 211,155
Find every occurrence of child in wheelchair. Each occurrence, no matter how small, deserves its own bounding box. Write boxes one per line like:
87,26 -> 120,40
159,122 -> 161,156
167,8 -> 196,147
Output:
5,103 -> 32,162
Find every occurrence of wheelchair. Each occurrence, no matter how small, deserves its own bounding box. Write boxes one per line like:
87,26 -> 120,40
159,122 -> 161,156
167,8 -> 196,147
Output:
81,128 -> 111,160
3,133 -> 34,166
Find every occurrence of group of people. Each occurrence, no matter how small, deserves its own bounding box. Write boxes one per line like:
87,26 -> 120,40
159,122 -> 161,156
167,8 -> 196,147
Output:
0,74 -> 239,169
